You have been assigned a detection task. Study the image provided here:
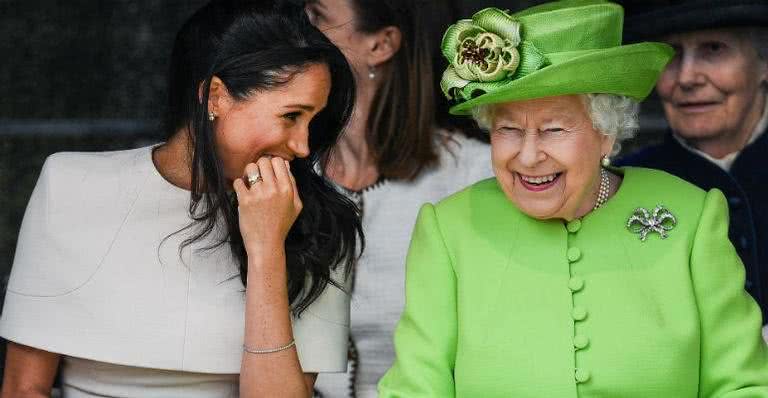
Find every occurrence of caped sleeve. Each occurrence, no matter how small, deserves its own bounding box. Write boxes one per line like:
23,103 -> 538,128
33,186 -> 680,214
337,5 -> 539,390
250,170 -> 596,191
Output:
1,152 -> 133,298
0,154 -> 103,351
3,155 -> 68,296
292,265 -> 351,373
0,150 -> 149,358
692,189 -> 768,397
378,203 -> 458,397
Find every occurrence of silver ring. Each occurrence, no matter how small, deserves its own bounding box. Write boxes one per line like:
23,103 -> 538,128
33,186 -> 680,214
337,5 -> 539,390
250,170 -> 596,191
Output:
247,172 -> 262,186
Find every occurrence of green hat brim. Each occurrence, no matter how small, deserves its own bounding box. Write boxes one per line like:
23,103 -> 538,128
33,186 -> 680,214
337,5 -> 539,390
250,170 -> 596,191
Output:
448,42 -> 673,115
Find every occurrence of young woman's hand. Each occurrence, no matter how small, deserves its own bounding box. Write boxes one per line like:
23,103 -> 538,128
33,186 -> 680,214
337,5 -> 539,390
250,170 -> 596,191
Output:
233,156 -> 303,257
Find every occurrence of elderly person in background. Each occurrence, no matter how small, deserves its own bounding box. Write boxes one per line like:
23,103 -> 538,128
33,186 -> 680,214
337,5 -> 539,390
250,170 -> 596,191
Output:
378,1 -> 768,397
618,0 -> 768,327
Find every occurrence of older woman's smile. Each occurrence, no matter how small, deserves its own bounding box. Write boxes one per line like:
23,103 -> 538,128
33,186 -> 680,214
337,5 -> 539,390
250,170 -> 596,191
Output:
672,100 -> 722,114
489,95 -> 617,220
517,172 -> 562,191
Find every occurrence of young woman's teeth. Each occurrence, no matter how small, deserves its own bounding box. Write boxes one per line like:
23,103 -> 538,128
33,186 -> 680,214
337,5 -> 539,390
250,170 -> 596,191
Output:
521,173 -> 558,185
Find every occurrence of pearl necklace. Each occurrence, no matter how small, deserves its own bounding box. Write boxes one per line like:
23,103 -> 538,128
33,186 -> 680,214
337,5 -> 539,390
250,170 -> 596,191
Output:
594,168 -> 610,210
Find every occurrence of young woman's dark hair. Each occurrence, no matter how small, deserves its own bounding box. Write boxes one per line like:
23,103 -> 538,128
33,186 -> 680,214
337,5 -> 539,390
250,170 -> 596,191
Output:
164,0 -> 361,315
348,0 -> 484,180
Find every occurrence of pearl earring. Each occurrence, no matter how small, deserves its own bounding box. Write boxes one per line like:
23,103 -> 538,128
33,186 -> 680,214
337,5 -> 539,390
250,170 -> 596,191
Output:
368,66 -> 376,80
208,111 -> 216,121
601,154 -> 611,167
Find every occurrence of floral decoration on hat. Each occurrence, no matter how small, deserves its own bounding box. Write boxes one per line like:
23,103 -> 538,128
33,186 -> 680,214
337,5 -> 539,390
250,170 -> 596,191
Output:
440,8 -> 549,102
440,1 -> 674,115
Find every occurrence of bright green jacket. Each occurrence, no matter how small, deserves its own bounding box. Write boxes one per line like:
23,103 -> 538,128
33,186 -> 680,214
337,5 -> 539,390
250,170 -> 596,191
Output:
379,167 -> 768,397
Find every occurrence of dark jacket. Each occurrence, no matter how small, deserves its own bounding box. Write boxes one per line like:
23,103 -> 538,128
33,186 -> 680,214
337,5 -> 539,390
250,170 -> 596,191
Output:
618,129 -> 768,323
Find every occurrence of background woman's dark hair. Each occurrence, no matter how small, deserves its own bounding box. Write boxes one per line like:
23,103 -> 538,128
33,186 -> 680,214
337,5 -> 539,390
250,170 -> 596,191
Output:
164,0 -> 361,315
349,0 -> 484,180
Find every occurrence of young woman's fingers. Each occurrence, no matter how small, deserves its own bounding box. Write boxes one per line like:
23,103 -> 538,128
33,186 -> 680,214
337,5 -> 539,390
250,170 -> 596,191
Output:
243,162 -> 262,189
256,156 -> 277,187
233,177 -> 248,198
285,160 -> 296,184
271,156 -> 292,189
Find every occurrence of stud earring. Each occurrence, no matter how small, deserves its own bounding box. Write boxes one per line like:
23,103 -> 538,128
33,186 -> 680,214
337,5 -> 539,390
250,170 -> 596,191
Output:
601,154 -> 611,167
208,111 -> 216,121
368,66 -> 376,80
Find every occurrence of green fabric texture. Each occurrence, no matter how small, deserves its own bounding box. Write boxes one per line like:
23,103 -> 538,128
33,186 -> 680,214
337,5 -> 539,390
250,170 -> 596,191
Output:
379,167 -> 768,397
440,0 -> 674,115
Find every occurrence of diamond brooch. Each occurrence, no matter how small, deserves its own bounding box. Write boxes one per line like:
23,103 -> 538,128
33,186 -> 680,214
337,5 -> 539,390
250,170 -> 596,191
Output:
626,205 -> 677,241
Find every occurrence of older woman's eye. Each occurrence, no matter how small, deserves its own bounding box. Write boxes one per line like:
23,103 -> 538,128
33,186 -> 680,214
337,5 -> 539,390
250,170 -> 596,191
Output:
540,128 -> 569,140
494,127 -> 523,136
701,41 -> 727,57
543,128 -> 566,135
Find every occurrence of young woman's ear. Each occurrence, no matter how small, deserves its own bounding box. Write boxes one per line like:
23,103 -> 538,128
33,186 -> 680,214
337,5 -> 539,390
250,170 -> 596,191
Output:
366,26 -> 402,67
200,76 -> 231,117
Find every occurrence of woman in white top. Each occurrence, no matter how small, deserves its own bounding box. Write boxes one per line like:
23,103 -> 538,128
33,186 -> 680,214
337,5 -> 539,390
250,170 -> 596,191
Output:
304,0 -> 492,396
0,1 -> 361,397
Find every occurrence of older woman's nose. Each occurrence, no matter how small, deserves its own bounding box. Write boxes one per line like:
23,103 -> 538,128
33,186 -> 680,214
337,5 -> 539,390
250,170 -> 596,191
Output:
676,52 -> 706,89
517,133 -> 545,167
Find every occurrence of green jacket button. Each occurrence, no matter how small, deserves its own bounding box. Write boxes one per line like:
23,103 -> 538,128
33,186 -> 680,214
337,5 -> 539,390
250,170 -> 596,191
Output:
574,334 -> 589,349
567,247 -> 582,262
568,276 -> 585,292
566,219 -> 582,233
575,369 -> 591,383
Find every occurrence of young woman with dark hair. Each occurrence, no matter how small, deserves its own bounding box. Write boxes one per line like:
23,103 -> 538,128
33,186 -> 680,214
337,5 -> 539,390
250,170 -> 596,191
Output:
0,1 -> 361,396
303,0 -> 493,396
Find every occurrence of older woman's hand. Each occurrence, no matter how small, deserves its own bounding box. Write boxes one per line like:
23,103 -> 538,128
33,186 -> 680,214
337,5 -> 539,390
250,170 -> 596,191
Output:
233,156 -> 303,257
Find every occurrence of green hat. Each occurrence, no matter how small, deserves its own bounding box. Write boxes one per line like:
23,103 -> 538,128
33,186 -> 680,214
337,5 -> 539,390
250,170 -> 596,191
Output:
440,0 -> 674,115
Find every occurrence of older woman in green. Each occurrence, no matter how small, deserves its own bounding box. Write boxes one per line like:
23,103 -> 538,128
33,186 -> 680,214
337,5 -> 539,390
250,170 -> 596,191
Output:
378,1 -> 768,397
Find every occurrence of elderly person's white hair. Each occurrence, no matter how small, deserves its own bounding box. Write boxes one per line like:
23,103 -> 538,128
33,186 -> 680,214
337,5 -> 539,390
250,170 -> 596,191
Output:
471,93 -> 640,155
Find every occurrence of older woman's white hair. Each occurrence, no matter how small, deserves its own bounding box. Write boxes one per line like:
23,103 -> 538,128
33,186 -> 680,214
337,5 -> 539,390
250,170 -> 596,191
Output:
471,93 -> 640,155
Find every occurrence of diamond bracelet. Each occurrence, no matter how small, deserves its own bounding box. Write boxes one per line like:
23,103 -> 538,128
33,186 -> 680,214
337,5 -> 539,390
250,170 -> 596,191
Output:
243,339 -> 296,354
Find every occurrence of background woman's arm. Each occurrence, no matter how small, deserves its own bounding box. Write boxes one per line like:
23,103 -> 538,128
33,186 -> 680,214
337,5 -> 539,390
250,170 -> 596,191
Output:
1,342 -> 59,398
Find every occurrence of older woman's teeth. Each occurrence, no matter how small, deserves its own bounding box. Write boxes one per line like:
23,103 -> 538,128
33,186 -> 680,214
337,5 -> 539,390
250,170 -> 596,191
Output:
521,173 -> 558,185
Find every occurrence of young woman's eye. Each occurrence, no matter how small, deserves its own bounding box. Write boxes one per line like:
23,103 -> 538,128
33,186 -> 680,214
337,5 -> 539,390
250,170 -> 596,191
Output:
283,112 -> 301,122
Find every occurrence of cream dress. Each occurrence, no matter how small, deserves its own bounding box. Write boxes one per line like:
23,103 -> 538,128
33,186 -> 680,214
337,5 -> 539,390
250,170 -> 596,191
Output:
0,146 -> 350,397
314,133 -> 492,397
